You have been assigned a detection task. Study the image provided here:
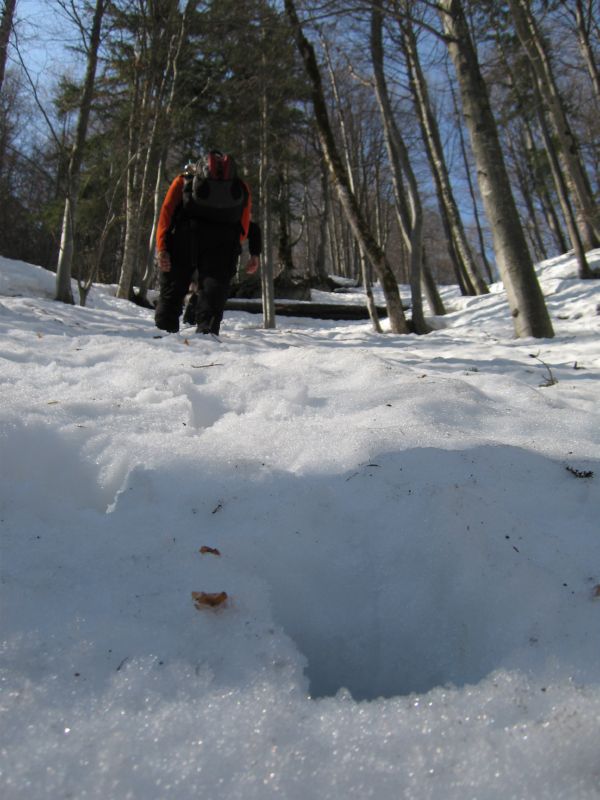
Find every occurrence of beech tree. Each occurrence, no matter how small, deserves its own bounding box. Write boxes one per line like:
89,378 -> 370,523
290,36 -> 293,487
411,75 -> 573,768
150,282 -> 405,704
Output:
396,6 -> 488,297
284,0 -> 409,334
370,2 -> 430,333
439,0 -> 554,339
507,0 -> 600,251
320,31 -> 382,330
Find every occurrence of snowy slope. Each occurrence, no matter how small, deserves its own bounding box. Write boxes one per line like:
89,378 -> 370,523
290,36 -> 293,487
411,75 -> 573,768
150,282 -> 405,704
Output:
1,252 -> 600,799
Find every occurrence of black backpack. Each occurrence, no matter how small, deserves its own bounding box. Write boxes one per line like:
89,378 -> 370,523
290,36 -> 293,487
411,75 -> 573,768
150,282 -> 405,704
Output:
182,150 -> 246,224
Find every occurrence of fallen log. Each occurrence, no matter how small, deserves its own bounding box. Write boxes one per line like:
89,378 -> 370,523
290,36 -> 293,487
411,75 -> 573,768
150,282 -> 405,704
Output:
225,299 -> 390,320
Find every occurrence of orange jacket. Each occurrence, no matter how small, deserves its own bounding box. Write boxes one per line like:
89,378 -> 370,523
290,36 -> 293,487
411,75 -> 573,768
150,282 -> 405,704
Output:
156,174 -> 252,253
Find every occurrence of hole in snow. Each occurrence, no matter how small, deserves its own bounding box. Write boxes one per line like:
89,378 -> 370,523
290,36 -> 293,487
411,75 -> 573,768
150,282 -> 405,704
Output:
250,447 -> 596,702
279,566 -> 507,701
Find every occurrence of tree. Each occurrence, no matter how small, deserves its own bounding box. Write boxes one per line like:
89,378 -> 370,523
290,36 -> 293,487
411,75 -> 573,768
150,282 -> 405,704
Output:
396,5 -> 488,296
557,0 -> 600,107
0,0 -> 17,92
114,0 -> 192,301
55,0 -> 106,304
439,0 -> 553,338
370,2 -> 430,333
284,0 -> 409,334
507,0 -> 600,251
320,30 -> 382,330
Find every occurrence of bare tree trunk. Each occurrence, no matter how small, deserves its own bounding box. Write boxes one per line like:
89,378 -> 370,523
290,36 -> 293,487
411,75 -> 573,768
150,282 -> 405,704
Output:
117,0 -> 184,300
115,65 -> 143,300
284,0 -> 408,333
277,167 -> 295,279
569,0 -> 600,104
440,0 -> 553,338
399,10 -> 488,296
506,129 -> 548,262
447,71 -> 494,285
498,40 -> 587,270
55,0 -> 105,304
520,120 -> 569,255
508,0 -> 600,249
139,2 -> 194,301
530,68 -> 593,278
260,68 -> 276,329
313,150 -> 330,284
321,31 -> 381,332
421,251 -> 446,316
370,2 -> 429,334
142,156 -> 164,295
0,0 -> 16,92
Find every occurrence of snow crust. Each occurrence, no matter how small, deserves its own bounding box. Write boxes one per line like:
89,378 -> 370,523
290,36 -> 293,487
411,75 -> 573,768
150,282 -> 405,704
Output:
1,251 -> 600,798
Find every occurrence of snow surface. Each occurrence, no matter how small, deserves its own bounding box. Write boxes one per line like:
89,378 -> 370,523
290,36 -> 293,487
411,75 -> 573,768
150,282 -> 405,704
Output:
1,251 -> 600,799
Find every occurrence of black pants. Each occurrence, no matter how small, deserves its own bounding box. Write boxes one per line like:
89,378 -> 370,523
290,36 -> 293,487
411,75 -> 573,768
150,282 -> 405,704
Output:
155,220 -> 240,334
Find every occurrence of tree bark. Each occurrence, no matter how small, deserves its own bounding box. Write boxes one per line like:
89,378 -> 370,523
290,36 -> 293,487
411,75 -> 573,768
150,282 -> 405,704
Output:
447,70 -> 494,285
370,2 -> 429,334
440,0 -> 553,338
117,0 -> 184,300
422,254 -> 446,316
259,59 -> 276,330
321,32 -> 381,332
399,11 -> 488,296
0,0 -> 16,92
569,0 -> 600,104
529,67 -> 593,278
508,0 -> 600,250
284,0 -> 408,334
313,149 -> 330,284
55,0 -> 105,304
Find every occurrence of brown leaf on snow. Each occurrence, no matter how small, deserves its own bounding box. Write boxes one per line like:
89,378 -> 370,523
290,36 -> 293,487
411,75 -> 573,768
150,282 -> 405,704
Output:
592,585 -> 600,599
184,338 -> 190,346
200,546 -> 221,556
192,591 -> 228,609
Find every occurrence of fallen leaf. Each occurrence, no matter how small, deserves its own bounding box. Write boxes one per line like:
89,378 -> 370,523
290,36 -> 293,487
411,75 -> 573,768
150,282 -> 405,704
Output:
593,585 -> 600,599
37,333 -> 43,339
200,546 -> 221,556
192,591 -> 228,609
184,338 -> 190,346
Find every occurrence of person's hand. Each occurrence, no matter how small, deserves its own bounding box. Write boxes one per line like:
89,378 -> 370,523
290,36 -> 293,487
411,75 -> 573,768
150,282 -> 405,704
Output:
246,255 -> 260,275
157,251 -> 171,272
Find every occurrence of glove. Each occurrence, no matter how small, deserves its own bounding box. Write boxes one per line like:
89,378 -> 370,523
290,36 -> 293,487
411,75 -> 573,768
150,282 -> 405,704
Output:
246,255 -> 260,275
157,251 -> 171,272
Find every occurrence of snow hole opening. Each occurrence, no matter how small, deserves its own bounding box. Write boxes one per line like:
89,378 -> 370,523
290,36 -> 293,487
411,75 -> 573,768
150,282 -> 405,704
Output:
240,447 -> 583,702
278,568 -> 532,702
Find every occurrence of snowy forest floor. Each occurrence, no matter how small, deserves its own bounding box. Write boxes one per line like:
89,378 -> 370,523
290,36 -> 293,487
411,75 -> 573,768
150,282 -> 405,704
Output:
1,250 -> 600,799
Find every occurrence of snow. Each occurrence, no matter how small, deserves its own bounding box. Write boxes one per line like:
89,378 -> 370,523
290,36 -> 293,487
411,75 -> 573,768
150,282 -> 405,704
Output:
1,251 -> 600,799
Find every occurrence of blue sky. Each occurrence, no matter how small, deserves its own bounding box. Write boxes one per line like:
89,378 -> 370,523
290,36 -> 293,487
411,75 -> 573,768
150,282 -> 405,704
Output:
11,0 -> 84,86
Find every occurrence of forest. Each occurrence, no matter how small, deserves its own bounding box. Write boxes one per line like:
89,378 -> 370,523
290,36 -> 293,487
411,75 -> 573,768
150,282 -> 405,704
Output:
0,0 -> 599,338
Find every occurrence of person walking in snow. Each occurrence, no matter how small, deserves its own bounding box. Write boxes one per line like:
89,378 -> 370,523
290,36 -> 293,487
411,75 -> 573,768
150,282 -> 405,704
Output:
154,150 -> 261,336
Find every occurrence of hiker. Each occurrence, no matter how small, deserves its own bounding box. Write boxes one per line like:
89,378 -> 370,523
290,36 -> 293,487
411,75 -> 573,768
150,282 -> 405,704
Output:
154,150 -> 261,335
